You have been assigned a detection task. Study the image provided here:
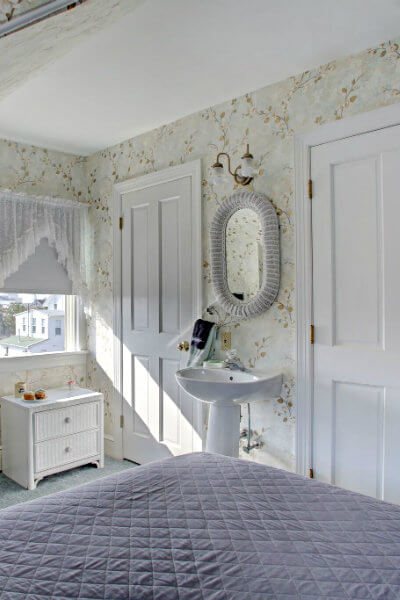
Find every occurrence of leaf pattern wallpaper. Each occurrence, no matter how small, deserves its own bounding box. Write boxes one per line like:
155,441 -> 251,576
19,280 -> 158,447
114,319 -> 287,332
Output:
1,37 -> 400,470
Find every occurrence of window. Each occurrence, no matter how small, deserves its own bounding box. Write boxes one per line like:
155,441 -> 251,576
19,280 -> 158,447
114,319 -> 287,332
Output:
0,294 -> 69,357
53,303 -> 57,310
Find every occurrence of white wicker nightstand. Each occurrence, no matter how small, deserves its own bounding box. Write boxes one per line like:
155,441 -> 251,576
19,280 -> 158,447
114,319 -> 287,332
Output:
1,387 -> 104,490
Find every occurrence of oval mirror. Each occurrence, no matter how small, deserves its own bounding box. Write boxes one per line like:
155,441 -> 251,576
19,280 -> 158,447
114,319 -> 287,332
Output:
226,208 -> 263,301
210,191 -> 280,319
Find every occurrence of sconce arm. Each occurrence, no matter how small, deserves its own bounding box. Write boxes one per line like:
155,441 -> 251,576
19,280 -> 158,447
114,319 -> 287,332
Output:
216,152 -> 235,176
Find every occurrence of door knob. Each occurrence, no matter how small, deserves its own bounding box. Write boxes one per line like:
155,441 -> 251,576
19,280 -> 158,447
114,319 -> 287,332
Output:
178,341 -> 190,352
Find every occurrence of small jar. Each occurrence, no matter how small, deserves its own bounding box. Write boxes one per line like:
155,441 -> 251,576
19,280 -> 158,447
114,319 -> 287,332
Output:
15,382 -> 26,398
23,391 -> 35,402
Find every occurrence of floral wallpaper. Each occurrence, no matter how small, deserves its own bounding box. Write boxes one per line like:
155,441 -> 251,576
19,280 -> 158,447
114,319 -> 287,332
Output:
0,139 -> 86,196
1,36 -> 400,471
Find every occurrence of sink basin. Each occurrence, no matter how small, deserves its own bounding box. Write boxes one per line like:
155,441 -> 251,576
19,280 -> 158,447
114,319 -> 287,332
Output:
176,367 -> 282,457
176,367 -> 282,405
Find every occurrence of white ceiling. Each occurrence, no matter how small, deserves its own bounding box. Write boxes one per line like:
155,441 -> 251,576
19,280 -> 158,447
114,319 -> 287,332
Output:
1,0 -> 400,155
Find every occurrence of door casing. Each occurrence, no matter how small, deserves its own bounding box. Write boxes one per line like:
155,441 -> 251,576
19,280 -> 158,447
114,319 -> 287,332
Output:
294,103 -> 400,477
110,160 -> 202,460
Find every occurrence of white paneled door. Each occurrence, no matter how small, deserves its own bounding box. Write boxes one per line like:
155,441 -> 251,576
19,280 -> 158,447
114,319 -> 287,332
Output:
121,170 -> 202,464
312,125 -> 400,503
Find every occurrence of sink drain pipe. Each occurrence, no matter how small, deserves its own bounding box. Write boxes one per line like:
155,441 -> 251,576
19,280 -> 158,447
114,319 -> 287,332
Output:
241,403 -> 262,454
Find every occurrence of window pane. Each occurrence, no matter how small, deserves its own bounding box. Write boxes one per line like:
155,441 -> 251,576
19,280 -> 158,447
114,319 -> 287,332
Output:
0,294 -> 67,357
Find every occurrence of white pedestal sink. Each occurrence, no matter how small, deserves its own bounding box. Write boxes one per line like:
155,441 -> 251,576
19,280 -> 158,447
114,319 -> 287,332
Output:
175,367 -> 282,457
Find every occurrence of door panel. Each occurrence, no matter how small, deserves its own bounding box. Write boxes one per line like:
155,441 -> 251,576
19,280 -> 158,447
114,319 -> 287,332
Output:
131,203 -> 150,331
332,158 -> 383,347
160,196 -> 180,333
122,176 -> 201,464
333,382 -> 384,498
132,354 -> 153,437
312,125 -> 400,502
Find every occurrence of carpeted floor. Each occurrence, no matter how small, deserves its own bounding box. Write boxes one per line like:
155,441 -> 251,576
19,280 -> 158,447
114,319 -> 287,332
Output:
0,456 -> 137,510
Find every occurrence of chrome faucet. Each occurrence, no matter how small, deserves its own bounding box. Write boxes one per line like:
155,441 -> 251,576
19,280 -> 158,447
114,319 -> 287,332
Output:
224,349 -> 248,372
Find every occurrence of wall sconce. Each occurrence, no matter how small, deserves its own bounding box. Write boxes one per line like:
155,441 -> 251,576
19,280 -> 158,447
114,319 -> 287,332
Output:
211,144 -> 256,186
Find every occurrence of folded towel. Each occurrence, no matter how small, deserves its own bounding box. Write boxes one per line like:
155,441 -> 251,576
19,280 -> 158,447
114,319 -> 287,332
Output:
187,319 -> 217,367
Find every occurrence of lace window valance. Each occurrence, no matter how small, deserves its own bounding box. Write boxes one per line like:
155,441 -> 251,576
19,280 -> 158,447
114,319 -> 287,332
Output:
0,189 -> 90,298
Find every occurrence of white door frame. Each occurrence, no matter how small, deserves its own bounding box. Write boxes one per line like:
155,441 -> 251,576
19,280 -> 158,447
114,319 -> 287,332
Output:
109,160 -> 202,459
294,103 -> 400,477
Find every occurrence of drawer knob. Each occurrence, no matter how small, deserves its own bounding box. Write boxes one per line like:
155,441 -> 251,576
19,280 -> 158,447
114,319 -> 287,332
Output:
64,417 -> 71,423
65,446 -> 71,453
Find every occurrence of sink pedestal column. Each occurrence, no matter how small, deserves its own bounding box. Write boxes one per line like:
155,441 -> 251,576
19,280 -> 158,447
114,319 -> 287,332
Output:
205,404 -> 241,457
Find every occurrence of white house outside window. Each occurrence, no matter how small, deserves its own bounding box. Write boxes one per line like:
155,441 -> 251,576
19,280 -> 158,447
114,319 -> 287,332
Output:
0,294 -> 79,357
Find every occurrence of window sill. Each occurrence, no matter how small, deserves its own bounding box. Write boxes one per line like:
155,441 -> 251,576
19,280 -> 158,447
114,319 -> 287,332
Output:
0,350 -> 88,373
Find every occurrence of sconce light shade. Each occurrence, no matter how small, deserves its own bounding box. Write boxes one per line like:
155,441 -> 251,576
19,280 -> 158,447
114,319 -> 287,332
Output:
240,146 -> 255,178
212,162 -> 226,186
239,156 -> 255,178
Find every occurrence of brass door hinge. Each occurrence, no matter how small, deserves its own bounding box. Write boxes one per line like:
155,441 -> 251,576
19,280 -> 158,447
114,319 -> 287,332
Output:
309,468 -> 314,479
119,216 -> 124,230
310,324 -> 315,345
308,179 -> 313,199
120,415 -> 124,428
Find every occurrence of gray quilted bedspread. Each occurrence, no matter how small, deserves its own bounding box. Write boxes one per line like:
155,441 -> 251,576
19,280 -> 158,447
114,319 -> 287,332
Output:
0,453 -> 400,600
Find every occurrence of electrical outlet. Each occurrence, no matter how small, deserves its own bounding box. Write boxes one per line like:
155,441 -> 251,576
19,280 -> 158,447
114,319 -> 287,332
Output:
221,330 -> 231,351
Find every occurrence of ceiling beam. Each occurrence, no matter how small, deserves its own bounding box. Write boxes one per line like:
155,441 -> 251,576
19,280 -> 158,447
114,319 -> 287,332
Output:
0,1 -> 88,40
0,0 -> 144,102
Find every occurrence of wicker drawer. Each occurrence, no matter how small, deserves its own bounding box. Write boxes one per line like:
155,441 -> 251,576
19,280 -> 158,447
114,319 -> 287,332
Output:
35,429 -> 99,473
34,402 -> 99,442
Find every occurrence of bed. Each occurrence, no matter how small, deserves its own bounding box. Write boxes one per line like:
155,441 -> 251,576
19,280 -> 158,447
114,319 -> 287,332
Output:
0,452 -> 399,600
